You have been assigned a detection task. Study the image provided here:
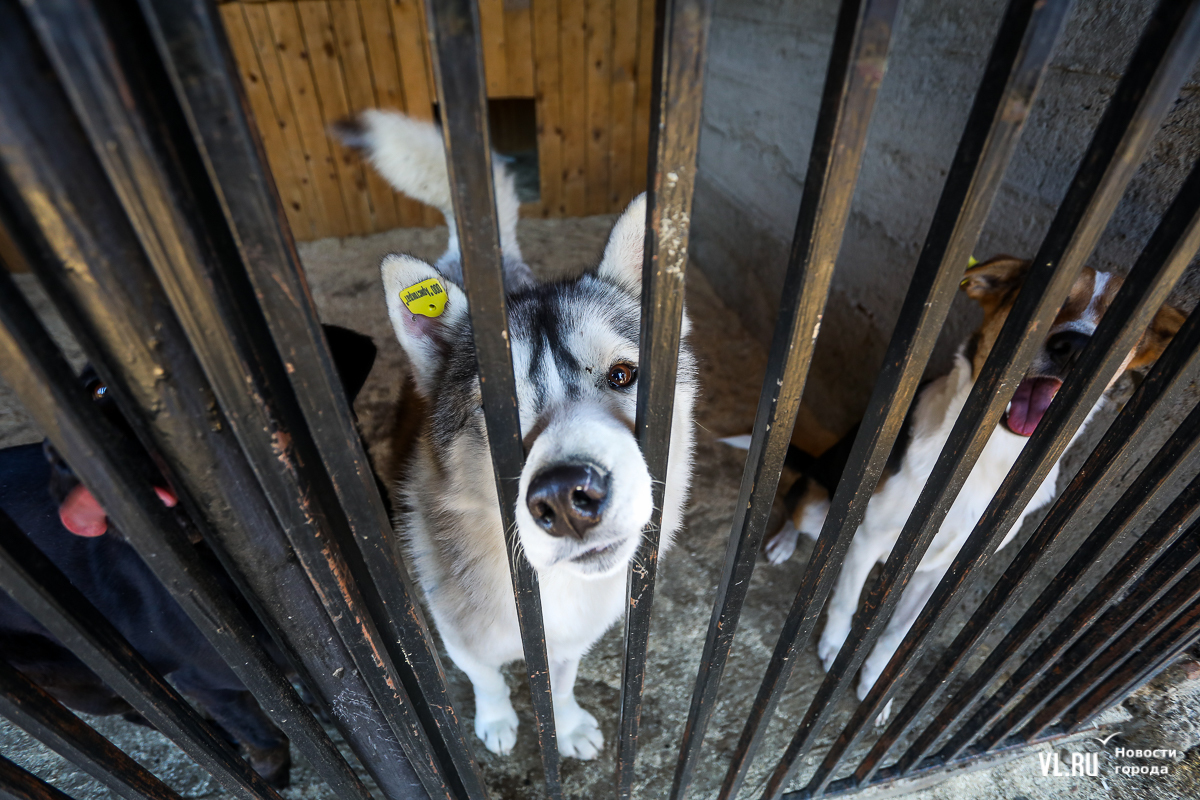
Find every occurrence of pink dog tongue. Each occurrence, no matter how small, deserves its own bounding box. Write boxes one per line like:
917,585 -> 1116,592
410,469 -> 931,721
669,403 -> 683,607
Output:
1005,377 -> 1062,437
59,484 -> 109,537
57,483 -> 177,538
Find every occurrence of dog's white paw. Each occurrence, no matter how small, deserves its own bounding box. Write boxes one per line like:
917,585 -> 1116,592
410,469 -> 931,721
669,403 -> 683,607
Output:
765,521 -> 799,565
475,710 -> 519,755
874,698 -> 894,728
556,705 -> 603,760
817,624 -> 849,673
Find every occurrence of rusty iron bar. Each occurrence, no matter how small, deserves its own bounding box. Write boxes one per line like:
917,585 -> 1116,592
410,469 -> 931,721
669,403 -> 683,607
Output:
0,20 -> 424,800
421,0 -> 561,795
908,273 -> 1200,767
617,0 -> 713,792
1062,587 -> 1200,731
972,469 -> 1200,752
1032,548 -> 1200,735
750,0 -> 1080,790
0,501 -> 274,800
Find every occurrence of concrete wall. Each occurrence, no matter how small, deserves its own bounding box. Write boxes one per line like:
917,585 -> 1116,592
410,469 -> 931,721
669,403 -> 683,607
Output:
690,0 -> 1200,437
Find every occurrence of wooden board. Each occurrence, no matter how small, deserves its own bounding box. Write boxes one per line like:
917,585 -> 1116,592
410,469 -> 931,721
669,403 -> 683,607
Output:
238,3 -> 325,239
297,0 -> 374,235
531,0 -> 563,216
265,2 -> 352,237
327,0 -> 402,231
584,0 -> 612,215
632,0 -> 656,198
559,0 -> 588,215
504,0 -> 535,98
218,0 -> 654,236
357,0 -> 427,226
388,0 -> 443,225
609,0 -> 639,211
478,0 -> 509,96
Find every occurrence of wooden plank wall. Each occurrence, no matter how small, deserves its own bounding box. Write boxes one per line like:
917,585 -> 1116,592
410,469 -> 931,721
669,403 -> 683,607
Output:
218,0 -> 655,241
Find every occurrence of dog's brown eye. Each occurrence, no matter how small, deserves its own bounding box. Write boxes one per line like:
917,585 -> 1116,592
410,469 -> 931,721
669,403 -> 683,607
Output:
607,363 -> 637,389
88,381 -> 107,401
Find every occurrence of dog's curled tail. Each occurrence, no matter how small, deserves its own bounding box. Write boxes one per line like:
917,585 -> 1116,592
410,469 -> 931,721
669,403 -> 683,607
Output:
333,110 -> 531,289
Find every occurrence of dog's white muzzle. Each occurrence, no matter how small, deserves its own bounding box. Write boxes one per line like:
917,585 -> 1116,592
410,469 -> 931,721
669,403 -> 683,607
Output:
516,403 -> 652,578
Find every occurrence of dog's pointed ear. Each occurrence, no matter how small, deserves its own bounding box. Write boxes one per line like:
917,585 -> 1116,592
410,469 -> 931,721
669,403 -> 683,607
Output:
960,256 -> 1030,309
382,254 -> 469,397
597,193 -> 647,292
1129,302 -> 1187,371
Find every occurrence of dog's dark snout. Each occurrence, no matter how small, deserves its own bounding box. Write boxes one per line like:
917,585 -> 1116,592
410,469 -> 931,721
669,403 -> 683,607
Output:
526,464 -> 610,539
1046,330 -> 1090,371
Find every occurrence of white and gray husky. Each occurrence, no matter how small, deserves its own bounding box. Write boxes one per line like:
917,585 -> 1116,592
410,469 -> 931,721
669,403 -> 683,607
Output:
340,110 -> 696,759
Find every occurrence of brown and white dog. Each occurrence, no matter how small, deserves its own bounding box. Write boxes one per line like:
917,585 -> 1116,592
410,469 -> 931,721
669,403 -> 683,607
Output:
744,256 -> 1183,714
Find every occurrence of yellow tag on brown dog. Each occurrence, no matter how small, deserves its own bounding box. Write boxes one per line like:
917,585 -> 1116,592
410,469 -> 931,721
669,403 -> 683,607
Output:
401,278 -> 448,318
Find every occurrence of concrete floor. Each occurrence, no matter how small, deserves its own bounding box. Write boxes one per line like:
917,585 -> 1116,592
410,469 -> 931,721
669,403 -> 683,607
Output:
3,217 -> 1200,799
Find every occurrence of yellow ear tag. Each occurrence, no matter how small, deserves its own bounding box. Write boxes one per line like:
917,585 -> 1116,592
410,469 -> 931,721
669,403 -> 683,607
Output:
400,278 -> 448,318
967,255 -> 979,268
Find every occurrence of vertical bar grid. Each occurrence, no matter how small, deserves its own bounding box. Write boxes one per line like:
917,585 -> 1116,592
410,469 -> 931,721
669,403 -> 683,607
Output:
6,2 -> 457,797
135,2 -> 490,796
757,1 -> 1200,796
0,0 -> 1196,798
846,151 -> 1200,789
672,1 -> 906,798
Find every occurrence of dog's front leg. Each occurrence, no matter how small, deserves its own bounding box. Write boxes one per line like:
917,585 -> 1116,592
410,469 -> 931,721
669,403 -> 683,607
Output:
550,655 -> 603,760
817,534 -> 884,672
858,566 -> 944,725
445,641 -> 519,755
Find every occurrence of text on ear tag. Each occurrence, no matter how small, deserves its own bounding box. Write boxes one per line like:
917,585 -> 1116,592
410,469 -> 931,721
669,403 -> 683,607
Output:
401,278 -> 448,318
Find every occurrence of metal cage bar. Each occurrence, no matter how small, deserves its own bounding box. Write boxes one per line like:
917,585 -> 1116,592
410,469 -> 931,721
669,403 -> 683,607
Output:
989,494 -> 1200,740
0,658 -> 181,800
617,0 -> 712,790
420,0 -> 562,796
1059,582 -> 1200,731
754,0 -> 1200,796
1,0 -> 1198,798
700,0 -> 1079,791
0,501 -> 274,800
671,0 -> 906,796
982,479 -> 1200,747
911,299 -> 1200,768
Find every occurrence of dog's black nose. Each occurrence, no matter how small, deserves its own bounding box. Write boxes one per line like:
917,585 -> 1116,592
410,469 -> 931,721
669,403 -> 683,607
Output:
526,464 -> 610,539
1046,330 -> 1091,371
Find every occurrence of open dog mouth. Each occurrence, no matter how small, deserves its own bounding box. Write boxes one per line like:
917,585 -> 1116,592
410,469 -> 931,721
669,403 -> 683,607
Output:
1002,376 -> 1063,437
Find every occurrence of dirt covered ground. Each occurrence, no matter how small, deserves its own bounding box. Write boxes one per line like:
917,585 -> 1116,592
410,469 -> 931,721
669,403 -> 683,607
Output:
3,215 -> 1200,799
